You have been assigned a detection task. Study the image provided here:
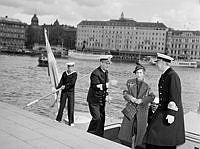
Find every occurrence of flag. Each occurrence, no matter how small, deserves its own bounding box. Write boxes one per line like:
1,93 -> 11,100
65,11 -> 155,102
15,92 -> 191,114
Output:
44,28 -> 60,106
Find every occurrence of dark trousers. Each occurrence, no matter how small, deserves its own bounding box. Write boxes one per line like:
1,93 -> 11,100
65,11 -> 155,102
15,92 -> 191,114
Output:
87,102 -> 105,137
146,144 -> 176,149
56,91 -> 74,125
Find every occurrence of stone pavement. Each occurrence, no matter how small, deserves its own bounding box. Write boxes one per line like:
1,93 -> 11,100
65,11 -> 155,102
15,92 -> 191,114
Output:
0,101 -> 129,149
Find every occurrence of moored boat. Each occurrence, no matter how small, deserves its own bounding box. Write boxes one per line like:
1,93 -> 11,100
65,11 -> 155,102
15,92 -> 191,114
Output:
68,50 -> 111,61
38,55 -> 48,67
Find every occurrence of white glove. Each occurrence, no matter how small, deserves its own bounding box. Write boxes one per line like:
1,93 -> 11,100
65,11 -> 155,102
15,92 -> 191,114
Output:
168,101 -> 178,111
106,82 -> 109,88
166,115 -> 175,124
61,85 -> 65,90
97,84 -> 103,90
153,97 -> 159,104
52,87 -> 56,93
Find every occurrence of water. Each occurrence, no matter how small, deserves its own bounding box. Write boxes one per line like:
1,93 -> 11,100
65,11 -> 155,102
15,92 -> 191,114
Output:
0,54 -> 200,120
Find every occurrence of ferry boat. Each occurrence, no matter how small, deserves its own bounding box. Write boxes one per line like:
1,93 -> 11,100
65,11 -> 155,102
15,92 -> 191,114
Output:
68,50 -> 111,61
149,58 -> 198,68
38,55 -> 48,67
171,60 -> 197,68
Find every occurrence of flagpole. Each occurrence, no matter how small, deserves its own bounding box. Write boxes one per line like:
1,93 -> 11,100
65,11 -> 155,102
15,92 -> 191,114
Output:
25,73 -> 91,108
24,88 -> 62,107
50,73 -> 90,107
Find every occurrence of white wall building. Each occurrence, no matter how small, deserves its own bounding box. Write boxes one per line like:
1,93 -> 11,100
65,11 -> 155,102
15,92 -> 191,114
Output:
76,13 -> 168,56
167,30 -> 200,60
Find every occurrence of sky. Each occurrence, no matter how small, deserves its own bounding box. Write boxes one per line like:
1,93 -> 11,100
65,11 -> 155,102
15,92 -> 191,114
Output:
0,0 -> 200,30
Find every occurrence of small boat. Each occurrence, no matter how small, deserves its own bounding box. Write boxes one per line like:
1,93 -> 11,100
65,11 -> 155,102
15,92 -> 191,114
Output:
38,55 -> 48,67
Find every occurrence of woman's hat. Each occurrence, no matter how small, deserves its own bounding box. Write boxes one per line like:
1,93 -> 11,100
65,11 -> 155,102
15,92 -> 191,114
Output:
133,64 -> 146,73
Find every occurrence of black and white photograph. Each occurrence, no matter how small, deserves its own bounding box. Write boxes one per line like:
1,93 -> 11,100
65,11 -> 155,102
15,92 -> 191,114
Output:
0,0 -> 200,148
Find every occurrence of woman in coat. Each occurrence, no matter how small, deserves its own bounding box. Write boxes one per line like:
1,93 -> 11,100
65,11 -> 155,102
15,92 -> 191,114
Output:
118,64 -> 155,149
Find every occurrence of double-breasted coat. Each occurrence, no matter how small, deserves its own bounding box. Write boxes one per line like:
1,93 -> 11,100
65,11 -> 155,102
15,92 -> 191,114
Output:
87,67 -> 108,104
87,66 -> 109,136
144,67 -> 185,146
118,78 -> 155,148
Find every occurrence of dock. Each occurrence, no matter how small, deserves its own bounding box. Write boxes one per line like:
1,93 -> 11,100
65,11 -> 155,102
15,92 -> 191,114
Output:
0,101 -> 128,149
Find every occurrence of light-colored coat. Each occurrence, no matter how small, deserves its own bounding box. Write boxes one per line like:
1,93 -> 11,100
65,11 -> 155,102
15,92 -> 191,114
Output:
118,78 -> 155,148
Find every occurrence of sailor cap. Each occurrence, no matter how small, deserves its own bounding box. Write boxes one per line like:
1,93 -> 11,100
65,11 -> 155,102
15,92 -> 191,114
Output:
99,55 -> 113,61
155,53 -> 174,63
66,62 -> 75,66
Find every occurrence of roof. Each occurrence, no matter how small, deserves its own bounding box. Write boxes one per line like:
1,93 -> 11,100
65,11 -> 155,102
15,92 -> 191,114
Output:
0,16 -> 21,23
0,16 -> 26,25
78,19 -> 167,28
170,30 -> 200,36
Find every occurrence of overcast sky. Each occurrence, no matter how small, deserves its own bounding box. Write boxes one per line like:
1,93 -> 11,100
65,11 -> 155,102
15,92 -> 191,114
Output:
0,0 -> 200,30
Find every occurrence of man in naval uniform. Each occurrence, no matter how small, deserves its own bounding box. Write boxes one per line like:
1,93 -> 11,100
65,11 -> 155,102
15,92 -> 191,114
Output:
87,55 -> 112,137
144,53 -> 185,149
54,62 -> 77,126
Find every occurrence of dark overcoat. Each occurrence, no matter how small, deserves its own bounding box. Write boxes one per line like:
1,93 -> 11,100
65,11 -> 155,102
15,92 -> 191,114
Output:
86,67 -> 109,136
118,78 -> 155,148
87,67 -> 108,104
144,67 -> 185,146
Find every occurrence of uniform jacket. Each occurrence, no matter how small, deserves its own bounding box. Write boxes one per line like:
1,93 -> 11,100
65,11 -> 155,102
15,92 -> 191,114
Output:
144,67 -> 185,146
118,78 -> 155,147
87,67 -> 108,104
56,71 -> 77,92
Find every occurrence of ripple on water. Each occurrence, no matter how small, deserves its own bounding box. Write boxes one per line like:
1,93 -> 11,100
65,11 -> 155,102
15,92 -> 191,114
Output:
0,54 -> 200,120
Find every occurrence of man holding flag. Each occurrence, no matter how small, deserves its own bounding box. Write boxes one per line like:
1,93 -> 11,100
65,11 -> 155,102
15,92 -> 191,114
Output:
53,62 -> 77,126
25,28 -> 60,107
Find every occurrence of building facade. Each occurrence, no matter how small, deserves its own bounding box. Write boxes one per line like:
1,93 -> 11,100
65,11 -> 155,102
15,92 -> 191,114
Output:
0,16 -> 27,51
76,13 -> 168,57
167,29 -> 200,60
25,14 -> 76,50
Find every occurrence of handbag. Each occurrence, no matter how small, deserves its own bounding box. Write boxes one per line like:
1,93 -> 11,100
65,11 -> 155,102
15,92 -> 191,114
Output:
121,101 -> 137,121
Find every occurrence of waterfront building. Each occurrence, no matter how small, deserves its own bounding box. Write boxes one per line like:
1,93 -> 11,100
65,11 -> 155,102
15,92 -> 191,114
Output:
25,14 -> 76,51
167,29 -> 200,60
25,14 -> 42,49
76,12 -> 168,60
0,16 -> 27,51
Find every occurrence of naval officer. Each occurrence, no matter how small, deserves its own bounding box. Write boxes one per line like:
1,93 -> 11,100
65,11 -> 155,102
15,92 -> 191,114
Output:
87,55 -> 112,137
144,53 -> 185,149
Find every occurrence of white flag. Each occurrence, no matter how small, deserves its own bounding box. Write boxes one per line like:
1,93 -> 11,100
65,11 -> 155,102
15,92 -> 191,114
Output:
44,28 -> 60,105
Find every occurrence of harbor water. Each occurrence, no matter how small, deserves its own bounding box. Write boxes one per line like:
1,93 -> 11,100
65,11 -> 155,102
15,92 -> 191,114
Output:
0,54 -> 200,120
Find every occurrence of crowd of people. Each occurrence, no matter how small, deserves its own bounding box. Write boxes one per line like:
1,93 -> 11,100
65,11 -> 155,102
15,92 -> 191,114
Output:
52,53 -> 185,149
